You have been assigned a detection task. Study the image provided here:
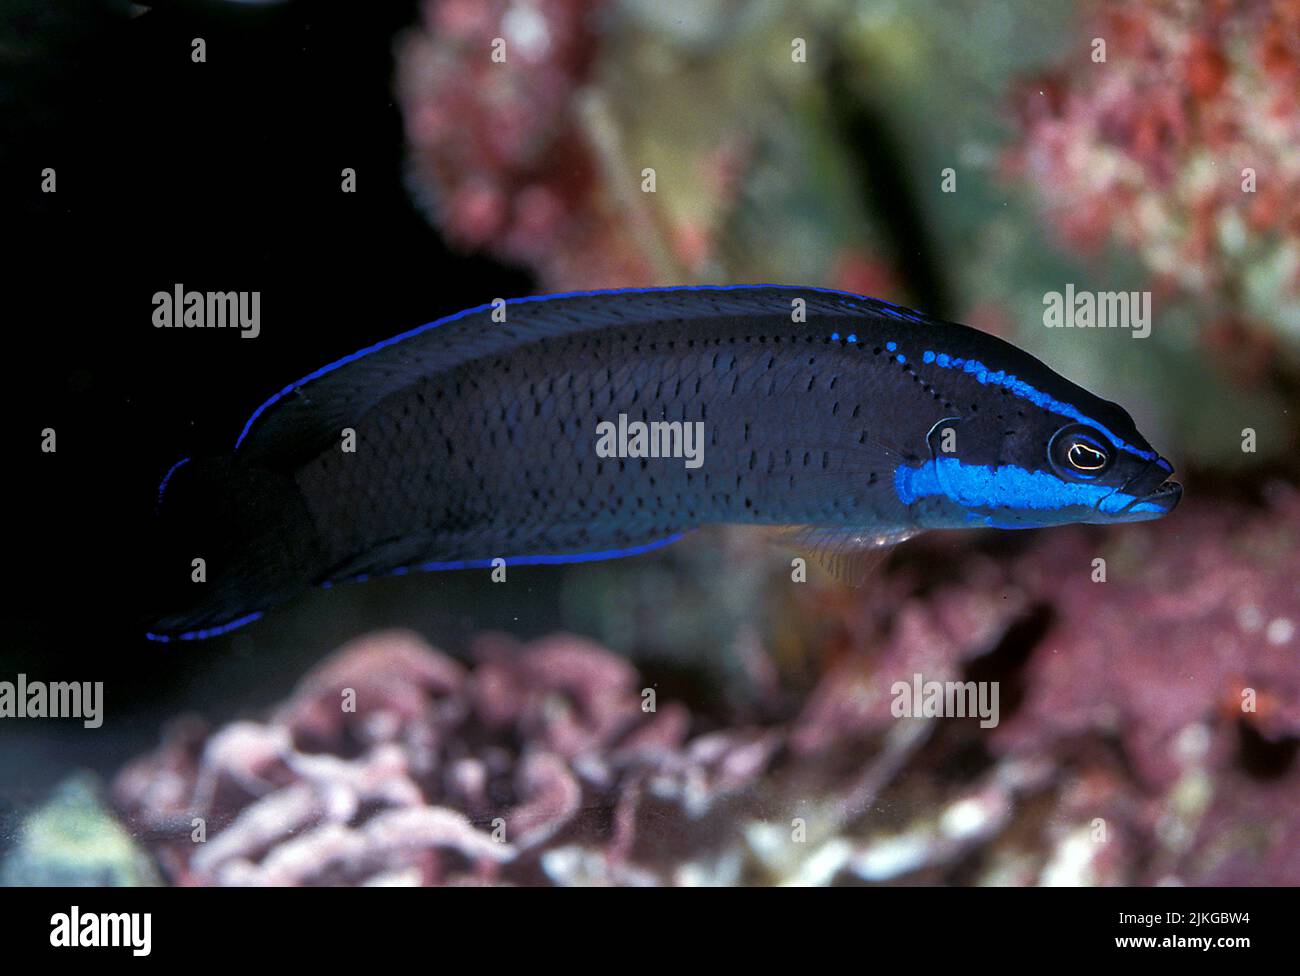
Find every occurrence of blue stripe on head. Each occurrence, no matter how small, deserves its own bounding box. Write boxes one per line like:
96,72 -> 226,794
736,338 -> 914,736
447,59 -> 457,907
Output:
894,458 -> 1145,515
919,351 -> 1155,461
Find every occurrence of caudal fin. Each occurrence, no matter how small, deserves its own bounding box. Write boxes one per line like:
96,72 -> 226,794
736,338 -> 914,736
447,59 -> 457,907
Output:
143,456 -> 323,641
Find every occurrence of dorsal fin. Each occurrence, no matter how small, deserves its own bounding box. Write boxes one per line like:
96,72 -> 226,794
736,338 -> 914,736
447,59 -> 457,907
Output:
232,284 -> 934,467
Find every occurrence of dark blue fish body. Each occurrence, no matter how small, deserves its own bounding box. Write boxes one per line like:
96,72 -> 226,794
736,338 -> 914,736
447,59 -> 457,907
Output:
146,286 -> 1180,641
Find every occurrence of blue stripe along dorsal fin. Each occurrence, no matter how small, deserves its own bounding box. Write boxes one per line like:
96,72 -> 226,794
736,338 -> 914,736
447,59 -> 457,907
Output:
232,284 -> 931,467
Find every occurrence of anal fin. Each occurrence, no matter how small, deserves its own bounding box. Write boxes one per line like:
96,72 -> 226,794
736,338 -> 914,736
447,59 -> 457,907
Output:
772,524 -> 919,587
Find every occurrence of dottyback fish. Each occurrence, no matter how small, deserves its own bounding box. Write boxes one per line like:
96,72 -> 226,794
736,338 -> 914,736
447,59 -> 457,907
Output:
145,285 -> 1181,641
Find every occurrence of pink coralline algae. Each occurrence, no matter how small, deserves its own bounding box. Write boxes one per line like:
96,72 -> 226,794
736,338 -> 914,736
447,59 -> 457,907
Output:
994,491 -> 1300,785
996,486 -> 1300,885
113,486 -> 1298,885
394,1 -> 906,298
783,483 -> 1300,884
1004,0 -> 1300,320
112,630 -> 786,885
396,0 -> 658,290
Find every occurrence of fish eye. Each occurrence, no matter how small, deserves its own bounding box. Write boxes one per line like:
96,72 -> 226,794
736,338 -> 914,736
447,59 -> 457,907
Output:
1049,425 -> 1113,480
1068,441 -> 1107,470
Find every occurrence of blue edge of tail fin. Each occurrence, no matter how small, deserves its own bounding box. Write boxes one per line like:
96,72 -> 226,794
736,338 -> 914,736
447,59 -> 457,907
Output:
145,534 -> 686,643
146,612 -> 266,644
155,456 -> 191,511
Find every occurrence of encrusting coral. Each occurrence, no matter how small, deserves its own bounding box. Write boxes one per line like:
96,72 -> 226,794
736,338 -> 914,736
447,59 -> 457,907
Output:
111,486 -> 1298,886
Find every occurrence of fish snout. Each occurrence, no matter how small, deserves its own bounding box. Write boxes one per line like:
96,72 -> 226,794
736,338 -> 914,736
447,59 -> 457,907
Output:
1100,456 -> 1182,520
1134,455 -> 1181,508
1133,477 -> 1182,515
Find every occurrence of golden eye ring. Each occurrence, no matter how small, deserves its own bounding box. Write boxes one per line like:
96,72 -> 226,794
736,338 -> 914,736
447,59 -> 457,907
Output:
1049,424 -> 1115,480
1067,441 -> 1108,471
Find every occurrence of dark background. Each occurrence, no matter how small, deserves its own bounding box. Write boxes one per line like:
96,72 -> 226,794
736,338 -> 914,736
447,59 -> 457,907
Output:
4,0 -> 1295,890
3,0 -> 534,807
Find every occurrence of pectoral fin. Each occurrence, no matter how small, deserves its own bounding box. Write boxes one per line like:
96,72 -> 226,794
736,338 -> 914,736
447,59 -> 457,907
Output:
772,524 -> 919,586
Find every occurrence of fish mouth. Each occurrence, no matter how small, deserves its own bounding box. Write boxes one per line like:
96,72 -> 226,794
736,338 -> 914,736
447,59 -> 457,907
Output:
1109,478 -> 1182,521
1137,478 -> 1182,511
1091,452 -> 1183,522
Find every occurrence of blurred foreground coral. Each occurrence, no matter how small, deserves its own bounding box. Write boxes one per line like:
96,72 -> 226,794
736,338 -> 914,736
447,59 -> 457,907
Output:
103,488 -> 1298,886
